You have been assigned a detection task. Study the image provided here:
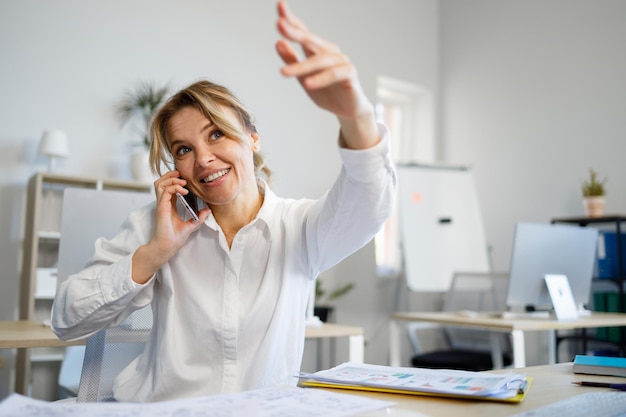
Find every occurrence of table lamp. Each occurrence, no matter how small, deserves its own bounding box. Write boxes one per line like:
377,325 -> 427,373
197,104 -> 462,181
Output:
38,129 -> 69,172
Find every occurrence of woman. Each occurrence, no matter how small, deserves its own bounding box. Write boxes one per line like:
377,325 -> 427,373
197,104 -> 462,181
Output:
52,1 -> 396,402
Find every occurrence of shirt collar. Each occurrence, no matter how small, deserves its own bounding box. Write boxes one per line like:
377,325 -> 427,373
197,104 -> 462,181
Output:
255,180 -> 278,228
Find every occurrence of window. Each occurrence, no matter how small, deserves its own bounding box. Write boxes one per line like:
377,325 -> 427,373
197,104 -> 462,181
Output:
375,76 -> 435,277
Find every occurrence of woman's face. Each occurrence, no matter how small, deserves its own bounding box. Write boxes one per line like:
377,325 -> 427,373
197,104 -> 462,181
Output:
167,105 -> 260,208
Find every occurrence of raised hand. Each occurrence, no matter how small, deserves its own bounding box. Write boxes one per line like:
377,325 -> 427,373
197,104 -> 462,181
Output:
275,1 -> 378,149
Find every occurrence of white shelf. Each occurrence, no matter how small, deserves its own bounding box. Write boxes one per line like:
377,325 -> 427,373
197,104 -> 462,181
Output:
38,231 -> 61,240
30,352 -> 64,363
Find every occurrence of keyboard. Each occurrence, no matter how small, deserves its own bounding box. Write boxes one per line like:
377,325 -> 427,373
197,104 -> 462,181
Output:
510,391 -> 626,417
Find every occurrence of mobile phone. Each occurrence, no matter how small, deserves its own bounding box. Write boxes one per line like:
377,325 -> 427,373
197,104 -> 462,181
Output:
176,192 -> 199,222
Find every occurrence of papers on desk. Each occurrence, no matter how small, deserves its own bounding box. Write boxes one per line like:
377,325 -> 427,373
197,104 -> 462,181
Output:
300,362 -> 530,403
0,385 -> 394,417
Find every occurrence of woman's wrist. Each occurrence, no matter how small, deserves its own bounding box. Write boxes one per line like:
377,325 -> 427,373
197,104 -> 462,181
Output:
337,106 -> 379,150
131,243 -> 168,284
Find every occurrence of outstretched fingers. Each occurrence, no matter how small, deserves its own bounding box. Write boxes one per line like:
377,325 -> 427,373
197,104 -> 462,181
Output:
276,3 -> 351,90
277,2 -> 340,56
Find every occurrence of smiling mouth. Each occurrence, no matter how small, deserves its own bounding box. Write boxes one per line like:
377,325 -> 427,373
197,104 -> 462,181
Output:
201,168 -> 230,183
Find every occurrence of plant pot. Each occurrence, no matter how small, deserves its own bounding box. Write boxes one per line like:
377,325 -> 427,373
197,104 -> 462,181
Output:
313,306 -> 334,323
583,196 -> 606,218
130,148 -> 155,184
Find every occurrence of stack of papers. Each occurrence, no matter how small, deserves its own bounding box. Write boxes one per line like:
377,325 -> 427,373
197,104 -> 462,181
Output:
300,362 -> 530,403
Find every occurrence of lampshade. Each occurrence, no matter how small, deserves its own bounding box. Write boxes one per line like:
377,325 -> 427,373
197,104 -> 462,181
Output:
38,130 -> 69,158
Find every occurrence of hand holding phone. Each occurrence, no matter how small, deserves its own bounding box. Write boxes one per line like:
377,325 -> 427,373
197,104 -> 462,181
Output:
176,192 -> 199,222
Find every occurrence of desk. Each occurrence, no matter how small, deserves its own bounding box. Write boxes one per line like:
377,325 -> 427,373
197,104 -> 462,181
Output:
322,362 -> 626,417
389,312 -> 626,368
0,320 -> 364,394
0,320 -> 86,396
0,321 -> 85,349
305,322 -> 364,364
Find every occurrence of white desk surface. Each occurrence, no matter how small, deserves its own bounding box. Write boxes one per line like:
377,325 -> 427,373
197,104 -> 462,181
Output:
391,311 -> 626,331
324,362 -> 626,417
305,322 -> 363,338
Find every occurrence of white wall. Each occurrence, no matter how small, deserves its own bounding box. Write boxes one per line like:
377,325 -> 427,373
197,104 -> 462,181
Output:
442,0 -> 626,271
0,0 -> 438,398
441,0 -> 626,363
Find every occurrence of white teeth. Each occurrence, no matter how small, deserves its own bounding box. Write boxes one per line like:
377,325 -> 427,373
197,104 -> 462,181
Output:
203,168 -> 229,183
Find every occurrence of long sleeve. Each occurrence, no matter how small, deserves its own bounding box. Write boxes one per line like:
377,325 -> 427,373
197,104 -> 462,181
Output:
305,123 -> 397,276
51,206 -> 156,341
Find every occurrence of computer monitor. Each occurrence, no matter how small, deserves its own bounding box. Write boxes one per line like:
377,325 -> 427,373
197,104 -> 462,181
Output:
505,222 -> 599,311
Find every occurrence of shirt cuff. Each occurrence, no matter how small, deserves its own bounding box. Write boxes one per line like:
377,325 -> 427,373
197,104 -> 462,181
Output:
338,123 -> 393,182
99,254 -> 152,304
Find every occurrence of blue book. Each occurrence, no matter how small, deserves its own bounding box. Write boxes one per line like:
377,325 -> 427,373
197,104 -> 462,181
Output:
573,355 -> 626,378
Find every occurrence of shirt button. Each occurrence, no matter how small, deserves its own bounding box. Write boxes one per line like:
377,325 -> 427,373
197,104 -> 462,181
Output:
110,291 -> 117,298
121,284 -> 129,292
237,236 -> 243,242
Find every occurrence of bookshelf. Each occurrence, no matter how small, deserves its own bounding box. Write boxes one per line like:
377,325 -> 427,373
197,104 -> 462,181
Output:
17,172 -> 151,397
551,215 -> 626,356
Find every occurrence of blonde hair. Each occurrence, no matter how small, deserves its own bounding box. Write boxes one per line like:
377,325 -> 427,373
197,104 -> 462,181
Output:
149,80 -> 271,182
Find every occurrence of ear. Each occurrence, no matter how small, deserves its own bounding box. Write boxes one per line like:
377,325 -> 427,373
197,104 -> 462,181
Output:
250,132 -> 260,152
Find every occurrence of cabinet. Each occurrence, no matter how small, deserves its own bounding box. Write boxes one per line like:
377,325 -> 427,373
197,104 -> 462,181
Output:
17,172 -> 151,397
551,215 -> 626,356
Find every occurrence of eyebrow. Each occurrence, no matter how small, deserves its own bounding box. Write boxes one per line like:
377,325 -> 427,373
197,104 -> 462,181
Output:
169,119 -> 215,149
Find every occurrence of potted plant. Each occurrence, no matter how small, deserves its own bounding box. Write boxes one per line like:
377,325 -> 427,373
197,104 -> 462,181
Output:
314,280 -> 355,322
117,81 -> 169,182
581,168 -> 607,218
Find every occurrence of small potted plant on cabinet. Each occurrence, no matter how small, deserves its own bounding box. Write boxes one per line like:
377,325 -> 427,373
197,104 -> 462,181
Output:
117,81 -> 169,183
314,280 -> 355,322
581,168 -> 607,218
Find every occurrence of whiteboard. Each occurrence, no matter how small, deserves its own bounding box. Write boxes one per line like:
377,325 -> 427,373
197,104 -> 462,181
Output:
397,164 -> 489,292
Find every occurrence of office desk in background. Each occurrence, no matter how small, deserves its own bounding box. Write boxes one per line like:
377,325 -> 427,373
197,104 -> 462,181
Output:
324,362 -> 626,417
0,320 -> 364,358
389,311 -> 626,368
0,320 -> 364,394
0,321 -> 84,349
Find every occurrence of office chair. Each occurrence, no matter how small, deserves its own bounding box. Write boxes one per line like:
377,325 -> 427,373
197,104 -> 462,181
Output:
409,271 -> 513,371
76,307 -> 152,401
55,188 -> 154,401
57,346 -> 85,399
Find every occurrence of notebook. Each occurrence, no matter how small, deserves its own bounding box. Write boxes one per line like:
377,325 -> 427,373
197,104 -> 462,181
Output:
573,355 -> 626,378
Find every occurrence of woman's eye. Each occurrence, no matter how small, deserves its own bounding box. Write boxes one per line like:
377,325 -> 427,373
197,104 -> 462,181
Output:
210,130 -> 224,141
175,146 -> 191,157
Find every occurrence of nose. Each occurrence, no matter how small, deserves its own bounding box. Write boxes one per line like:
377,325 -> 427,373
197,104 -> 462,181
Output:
194,144 -> 215,167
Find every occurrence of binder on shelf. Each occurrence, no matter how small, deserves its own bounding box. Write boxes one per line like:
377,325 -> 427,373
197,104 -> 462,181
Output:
606,292 -> 623,342
593,291 -> 608,340
597,231 -> 626,279
593,291 -> 626,343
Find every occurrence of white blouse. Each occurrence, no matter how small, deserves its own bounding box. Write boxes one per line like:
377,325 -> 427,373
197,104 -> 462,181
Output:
51,125 -> 396,402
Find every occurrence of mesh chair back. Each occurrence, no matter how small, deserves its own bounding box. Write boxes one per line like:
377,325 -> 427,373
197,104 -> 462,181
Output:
442,272 -> 510,351
56,188 -> 154,402
77,306 -> 153,402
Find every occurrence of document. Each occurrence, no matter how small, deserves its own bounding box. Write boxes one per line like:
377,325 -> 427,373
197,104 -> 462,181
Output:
0,385 -> 394,417
300,362 -> 529,402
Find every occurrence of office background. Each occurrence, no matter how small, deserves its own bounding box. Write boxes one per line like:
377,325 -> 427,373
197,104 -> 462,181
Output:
1,0 -> 625,398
